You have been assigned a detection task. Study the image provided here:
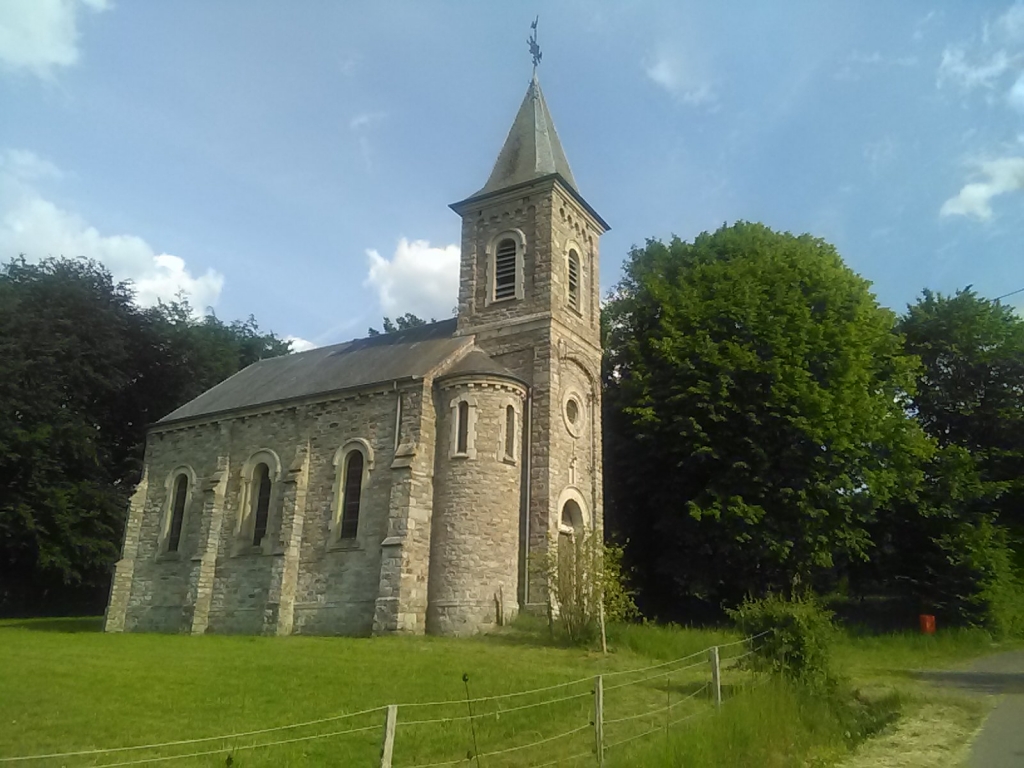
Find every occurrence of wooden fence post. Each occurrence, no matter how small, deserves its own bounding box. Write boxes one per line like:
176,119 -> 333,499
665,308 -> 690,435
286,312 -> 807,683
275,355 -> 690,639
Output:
594,675 -> 604,767
380,704 -> 398,768
709,646 -> 722,710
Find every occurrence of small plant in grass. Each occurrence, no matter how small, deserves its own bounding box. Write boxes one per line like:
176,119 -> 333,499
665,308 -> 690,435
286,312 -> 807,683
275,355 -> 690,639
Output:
728,593 -> 839,693
541,528 -> 639,645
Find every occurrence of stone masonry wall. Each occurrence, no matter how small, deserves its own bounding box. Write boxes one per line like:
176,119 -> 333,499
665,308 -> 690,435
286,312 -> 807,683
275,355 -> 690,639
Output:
428,375 -> 526,635
118,384 -> 419,636
456,179 -> 605,613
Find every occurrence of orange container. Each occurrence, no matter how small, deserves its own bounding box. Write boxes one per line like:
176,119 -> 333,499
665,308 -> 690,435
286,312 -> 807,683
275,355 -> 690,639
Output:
919,614 -> 936,634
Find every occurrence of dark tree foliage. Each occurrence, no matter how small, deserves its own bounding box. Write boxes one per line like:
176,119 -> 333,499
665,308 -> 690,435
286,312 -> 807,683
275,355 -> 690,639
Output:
0,257 -> 290,615
603,223 -> 930,618
862,288 -> 1024,635
898,289 -> 1024,532
367,313 -> 432,336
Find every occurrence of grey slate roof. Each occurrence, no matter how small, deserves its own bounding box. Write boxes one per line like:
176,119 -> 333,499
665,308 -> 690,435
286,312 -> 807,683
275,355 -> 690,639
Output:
158,319 -> 470,425
439,348 -> 526,385
472,76 -> 577,198
451,75 -> 610,233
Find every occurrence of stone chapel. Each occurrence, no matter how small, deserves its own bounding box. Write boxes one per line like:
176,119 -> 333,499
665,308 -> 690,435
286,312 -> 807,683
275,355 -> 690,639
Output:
104,72 -> 608,637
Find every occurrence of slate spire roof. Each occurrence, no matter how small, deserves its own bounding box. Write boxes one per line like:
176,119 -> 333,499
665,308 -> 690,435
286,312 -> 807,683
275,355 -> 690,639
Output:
472,75 -> 577,198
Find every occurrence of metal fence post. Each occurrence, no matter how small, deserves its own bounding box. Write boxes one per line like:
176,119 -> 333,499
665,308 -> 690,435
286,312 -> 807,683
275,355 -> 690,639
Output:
709,646 -> 722,710
380,704 -> 398,768
594,675 -> 604,767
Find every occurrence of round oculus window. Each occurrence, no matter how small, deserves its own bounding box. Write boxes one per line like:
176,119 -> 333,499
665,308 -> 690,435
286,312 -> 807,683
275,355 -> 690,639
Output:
564,394 -> 584,437
566,398 -> 580,425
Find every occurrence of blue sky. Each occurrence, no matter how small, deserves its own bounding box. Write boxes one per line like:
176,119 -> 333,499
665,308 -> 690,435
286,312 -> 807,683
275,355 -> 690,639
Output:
1,1 -> 1022,349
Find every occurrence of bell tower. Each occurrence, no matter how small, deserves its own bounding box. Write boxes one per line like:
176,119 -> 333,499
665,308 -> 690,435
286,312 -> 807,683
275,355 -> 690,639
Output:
450,71 -> 609,610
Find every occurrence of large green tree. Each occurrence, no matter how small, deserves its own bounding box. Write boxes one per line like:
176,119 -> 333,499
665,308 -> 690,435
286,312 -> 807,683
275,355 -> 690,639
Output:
0,257 -> 290,615
604,222 -> 930,616
898,288 -> 1024,532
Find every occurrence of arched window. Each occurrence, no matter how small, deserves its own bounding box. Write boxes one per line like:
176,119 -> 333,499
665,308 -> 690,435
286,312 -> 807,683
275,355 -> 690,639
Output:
340,451 -> 363,539
561,499 -> 584,535
167,474 -> 188,553
494,238 -> 518,301
457,400 -> 470,454
251,463 -> 272,547
567,250 -> 581,312
504,405 -> 516,459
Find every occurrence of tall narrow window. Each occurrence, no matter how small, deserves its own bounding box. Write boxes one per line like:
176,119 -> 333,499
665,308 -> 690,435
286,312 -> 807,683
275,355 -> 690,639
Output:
504,405 -> 515,459
457,400 -> 470,454
567,250 -> 580,312
251,463 -> 271,547
340,452 -> 363,539
494,238 -> 517,300
167,474 -> 188,553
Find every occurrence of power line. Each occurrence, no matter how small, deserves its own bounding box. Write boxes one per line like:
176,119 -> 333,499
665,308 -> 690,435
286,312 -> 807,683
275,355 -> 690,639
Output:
994,286 -> 1024,302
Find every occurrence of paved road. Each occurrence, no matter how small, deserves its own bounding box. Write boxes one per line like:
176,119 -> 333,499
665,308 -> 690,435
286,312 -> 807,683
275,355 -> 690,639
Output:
916,651 -> 1024,768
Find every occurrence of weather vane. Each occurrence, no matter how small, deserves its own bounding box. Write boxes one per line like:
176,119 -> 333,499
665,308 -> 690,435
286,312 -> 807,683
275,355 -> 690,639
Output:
528,16 -> 542,73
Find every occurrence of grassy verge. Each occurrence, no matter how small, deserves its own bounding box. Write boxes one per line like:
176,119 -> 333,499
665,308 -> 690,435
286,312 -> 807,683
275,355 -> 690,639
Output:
0,617 -> 1010,767
608,677 -> 896,768
834,627 -> 1001,682
830,628 -> 1014,768
0,617 -> 741,768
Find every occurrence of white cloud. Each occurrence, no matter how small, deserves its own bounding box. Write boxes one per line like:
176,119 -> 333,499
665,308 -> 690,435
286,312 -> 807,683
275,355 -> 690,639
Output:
940,156 -> 1024,220
913,10 -> 942,42
1009,71 -> 1024,110
0,149 -> 224,310
349,111 -> 386,171
285,335 -> 317,353
0,0 -> 109,79
364,238 -> 459,321
349,112 -> 384,131
836,51 -> 918,81
644,51 -> 717,107
938,47 -> 1014,91
998,2 -> 1024,41
863,136 -> 897,176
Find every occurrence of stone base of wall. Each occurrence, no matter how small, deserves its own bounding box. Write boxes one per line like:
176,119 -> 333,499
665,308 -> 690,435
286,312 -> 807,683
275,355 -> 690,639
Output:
294,601 -> 375,636
131,605 -> 190,633
427,598 -> 519,637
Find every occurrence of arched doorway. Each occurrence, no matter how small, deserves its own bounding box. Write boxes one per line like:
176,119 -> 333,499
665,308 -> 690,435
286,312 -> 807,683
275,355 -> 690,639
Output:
557,499 -> 587,595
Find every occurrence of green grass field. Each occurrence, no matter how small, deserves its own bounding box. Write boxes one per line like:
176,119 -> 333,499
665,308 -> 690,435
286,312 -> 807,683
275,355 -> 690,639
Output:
0,617 -> 1008,768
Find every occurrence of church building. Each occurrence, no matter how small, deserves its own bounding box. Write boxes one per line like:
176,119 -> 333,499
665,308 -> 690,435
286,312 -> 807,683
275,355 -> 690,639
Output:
104,71 -> 608,637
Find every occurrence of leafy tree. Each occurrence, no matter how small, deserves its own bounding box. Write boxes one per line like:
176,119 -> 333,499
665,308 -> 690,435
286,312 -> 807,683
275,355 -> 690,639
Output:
898,289 -> 1024,532
604,223 -> 931,617
367,313 -> 431,336
0,257 -> 290,615
141,296 -> 292,416
0,258 -> 145,613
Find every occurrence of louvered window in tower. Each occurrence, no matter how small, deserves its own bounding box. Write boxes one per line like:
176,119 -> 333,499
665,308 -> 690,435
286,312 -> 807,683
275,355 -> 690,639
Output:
494,238 -> 518,300
568,250 -> 580,312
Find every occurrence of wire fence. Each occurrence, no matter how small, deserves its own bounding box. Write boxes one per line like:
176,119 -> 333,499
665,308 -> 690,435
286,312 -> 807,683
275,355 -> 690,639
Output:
0,630 -> 774,768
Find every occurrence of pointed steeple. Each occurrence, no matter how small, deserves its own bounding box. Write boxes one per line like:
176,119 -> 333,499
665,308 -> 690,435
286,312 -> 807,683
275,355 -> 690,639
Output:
472,75 -> 578,198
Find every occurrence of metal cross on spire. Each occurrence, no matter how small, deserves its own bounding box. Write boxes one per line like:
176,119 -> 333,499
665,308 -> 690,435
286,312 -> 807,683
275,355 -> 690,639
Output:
528,16 -> 542,74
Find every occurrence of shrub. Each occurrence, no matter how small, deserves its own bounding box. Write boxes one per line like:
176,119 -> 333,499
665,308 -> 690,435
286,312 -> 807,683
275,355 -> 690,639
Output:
601,541 -> 641,625
933,519 -> 1024,638
542,528 -> 639,645
727,593 -> 838,693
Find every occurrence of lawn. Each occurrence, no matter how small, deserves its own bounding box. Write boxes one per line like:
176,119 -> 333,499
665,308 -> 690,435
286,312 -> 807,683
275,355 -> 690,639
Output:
0,617 -> 747,768
0,617 -> 1010,768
